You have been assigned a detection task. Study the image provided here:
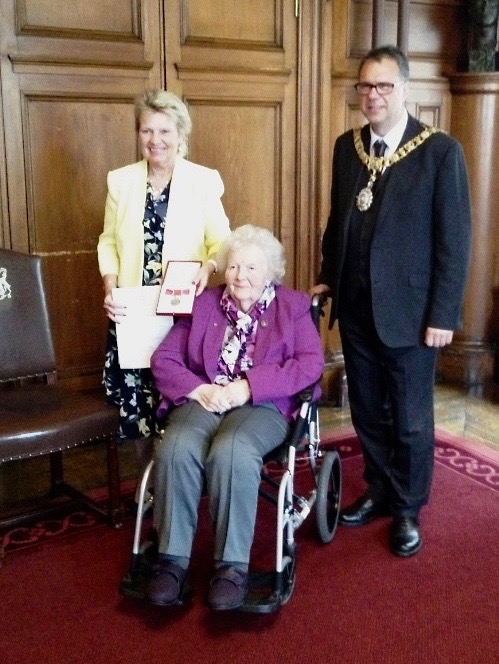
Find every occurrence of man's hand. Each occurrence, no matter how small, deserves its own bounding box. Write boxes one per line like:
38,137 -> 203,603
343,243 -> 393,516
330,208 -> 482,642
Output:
425,327 -> 454,348
310,283 -> 331,298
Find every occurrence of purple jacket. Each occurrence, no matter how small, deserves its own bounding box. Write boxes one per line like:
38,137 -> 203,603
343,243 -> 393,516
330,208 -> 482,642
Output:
151,284 -> 324,421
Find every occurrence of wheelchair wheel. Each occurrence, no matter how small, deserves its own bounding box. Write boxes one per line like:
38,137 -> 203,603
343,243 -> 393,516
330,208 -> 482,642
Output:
316,450 -> 342,543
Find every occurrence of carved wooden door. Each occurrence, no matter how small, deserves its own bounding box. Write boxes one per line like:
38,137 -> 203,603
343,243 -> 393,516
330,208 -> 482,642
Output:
164,0 -> 320,290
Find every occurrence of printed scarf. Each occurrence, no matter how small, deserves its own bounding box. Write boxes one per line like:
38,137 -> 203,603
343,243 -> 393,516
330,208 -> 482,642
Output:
215,282 -> 275,385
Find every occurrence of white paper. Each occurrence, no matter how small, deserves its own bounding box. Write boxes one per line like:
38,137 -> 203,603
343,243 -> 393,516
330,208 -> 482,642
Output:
112,286 -> 173,369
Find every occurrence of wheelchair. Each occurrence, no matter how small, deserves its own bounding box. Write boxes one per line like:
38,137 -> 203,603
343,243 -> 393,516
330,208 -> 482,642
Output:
119,295 -> 342,613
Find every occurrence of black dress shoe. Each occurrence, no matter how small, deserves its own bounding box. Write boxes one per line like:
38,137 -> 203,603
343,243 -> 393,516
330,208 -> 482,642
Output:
390,516 -> 422,557
339,493 -> 390,527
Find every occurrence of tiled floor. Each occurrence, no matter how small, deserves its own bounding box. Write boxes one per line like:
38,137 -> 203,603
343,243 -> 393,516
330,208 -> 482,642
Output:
320,381 -> 499,452
432,382 -> 499,450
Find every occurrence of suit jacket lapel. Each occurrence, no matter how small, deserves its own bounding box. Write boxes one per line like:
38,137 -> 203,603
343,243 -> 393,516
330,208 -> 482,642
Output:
396,114 -> 423,149
373,114 -> 423,225
163,157 -> 187,257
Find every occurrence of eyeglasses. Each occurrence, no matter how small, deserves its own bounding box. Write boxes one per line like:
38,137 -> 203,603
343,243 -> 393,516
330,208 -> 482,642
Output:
354,81 -> 403,96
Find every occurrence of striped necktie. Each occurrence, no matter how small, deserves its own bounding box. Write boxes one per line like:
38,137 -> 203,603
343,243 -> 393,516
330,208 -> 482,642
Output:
373,139 -> 387,157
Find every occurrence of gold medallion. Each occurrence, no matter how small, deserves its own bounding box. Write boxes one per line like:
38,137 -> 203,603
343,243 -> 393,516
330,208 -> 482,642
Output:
353,125 -> 441,212
356,186 -> 374,211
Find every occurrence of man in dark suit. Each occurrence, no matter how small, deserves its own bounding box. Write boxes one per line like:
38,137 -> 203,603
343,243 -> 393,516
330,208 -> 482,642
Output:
312,45 -> 472,557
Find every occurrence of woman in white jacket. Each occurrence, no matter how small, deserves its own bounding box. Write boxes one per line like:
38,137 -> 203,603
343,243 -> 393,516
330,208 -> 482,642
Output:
97,90 -> 230,490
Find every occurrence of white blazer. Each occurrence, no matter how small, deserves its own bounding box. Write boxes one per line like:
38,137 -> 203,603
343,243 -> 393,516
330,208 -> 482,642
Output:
97,158 -> 230,286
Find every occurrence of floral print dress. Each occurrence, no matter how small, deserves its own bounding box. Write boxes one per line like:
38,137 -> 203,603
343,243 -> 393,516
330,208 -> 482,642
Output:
103,181 -> 170,440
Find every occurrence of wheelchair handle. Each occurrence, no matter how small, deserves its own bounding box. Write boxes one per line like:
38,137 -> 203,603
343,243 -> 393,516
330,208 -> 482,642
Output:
311,293 -> 328,330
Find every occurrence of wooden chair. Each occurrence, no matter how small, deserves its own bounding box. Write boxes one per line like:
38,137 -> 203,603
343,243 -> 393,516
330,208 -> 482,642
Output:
0,248 -> 122,532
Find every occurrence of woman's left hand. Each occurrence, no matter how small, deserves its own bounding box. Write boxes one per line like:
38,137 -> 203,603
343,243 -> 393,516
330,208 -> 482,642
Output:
193,263 -> 216,296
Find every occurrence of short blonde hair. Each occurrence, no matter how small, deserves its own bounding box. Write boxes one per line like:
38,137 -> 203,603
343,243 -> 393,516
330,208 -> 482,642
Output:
134,90 -> 192,157
217,224 -> 286,284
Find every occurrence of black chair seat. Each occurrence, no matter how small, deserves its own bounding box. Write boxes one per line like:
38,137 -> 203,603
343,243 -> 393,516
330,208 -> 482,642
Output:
0,386 -> 118,461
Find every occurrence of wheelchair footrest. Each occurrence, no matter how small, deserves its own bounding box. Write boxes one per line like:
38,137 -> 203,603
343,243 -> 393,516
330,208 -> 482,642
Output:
240,563 -> 296,614
119,538 -> 158,600
119,537 -> 296,613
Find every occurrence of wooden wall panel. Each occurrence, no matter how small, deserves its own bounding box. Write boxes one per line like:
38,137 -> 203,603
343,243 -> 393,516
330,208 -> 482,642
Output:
18,0 -> 141,39
183,81 -> 295,284
25,97 -> 137,251
182,0 -> 280,45
333,0 -> 468,77
20,94 -> 137,376
0,0 -> 162,387
166,0 -> 301,288
5,0 -> 161,71
188,101 -> 278,232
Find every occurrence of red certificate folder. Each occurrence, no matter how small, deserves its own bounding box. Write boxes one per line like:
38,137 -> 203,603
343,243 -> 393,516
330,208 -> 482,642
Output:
156,260 -> 201,315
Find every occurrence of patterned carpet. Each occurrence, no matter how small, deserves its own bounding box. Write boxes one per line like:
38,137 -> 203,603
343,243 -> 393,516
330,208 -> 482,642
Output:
0,430 -> 498,664
2,429 -> 497,554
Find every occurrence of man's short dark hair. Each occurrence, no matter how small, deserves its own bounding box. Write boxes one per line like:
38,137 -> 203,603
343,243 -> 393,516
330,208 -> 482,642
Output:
358,45 -> 410,82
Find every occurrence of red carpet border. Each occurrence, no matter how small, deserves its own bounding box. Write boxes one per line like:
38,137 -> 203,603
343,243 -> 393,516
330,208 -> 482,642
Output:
433,428 -> 499,490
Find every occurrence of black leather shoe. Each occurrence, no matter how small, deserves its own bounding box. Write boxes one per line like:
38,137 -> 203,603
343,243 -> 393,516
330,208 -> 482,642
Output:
339,493 -> 390,527
146,560 -> 189,606
390,516 -> 422,557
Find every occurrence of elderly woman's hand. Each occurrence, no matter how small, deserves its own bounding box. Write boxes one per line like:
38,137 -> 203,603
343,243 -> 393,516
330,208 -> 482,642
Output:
188,384 -> 229,413
188,380 -> 251,413
221,380 -> 251,409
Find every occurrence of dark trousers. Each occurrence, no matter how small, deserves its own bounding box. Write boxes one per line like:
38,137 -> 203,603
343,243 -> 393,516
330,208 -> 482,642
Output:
339,289 -> 437,517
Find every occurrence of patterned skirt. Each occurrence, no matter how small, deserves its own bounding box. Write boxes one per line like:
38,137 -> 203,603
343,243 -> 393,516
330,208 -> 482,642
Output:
103,323 -> 162,441
103,182 -> 170,440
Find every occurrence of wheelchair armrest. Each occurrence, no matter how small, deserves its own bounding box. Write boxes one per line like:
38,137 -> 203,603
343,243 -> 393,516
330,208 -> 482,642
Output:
286,382 -> 319,450
282,293 -> 328,450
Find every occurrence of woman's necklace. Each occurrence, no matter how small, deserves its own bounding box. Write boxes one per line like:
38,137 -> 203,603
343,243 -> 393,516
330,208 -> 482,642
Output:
149,182 -> 167,200
148,168 -> 172,200
354,125 -> 440,211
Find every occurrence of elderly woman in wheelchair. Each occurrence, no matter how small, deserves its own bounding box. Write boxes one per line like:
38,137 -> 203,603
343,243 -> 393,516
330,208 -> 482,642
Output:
146,224 -> 324,610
